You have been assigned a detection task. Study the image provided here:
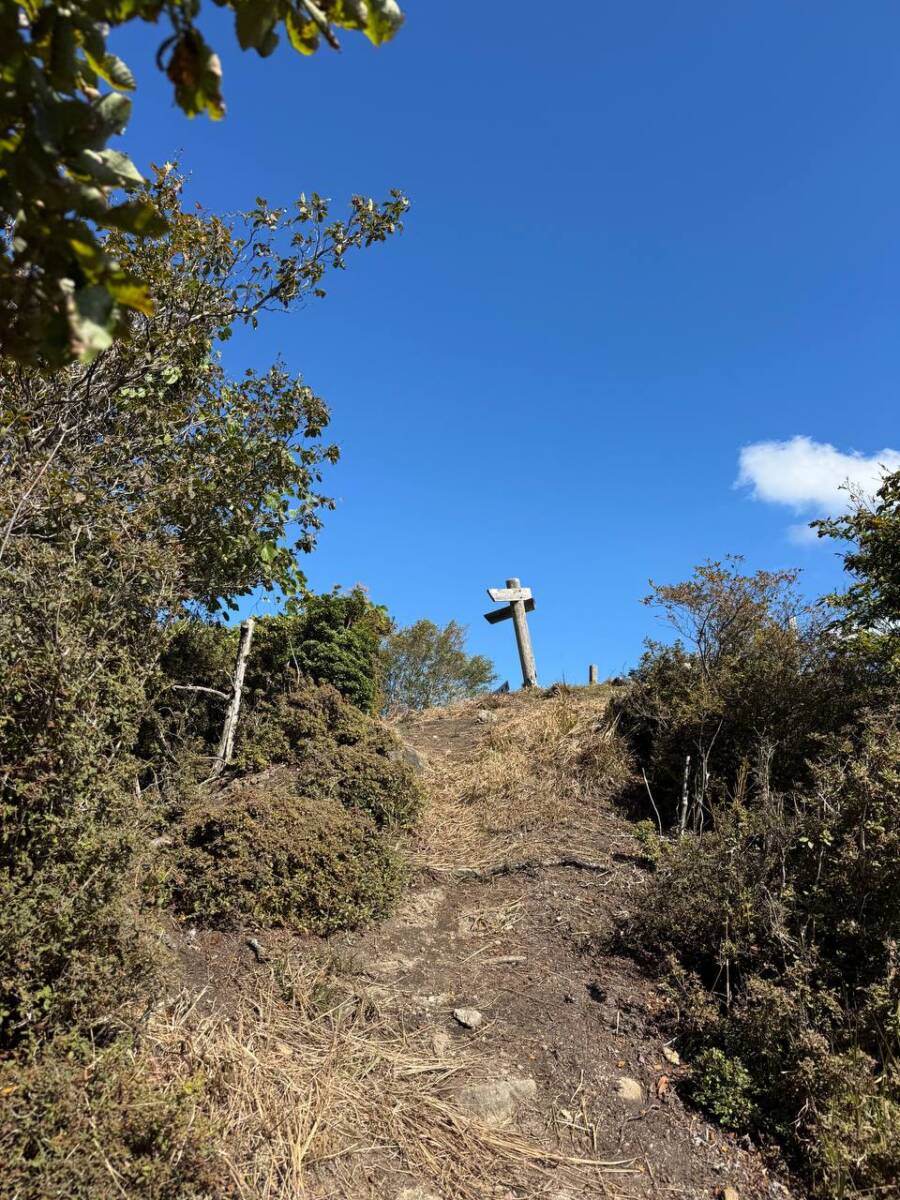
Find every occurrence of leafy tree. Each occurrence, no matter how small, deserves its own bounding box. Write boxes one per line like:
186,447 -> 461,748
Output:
815,469 -> 900,674
382,619 -> 496,712
0,169 -> 403,1043
614,557 -> 864,823
0,0 -> 404,366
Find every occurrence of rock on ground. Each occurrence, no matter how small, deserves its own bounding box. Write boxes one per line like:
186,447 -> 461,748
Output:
455,1075 -> 537,1126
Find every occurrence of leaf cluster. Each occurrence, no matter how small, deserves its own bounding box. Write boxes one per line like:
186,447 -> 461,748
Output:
1,1 -> 405,365
381,618 -> 496,713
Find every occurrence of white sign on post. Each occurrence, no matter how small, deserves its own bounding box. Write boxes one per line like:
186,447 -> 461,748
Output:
483,577 -> 538,688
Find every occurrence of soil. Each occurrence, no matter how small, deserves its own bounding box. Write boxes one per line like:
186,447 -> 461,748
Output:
170,693 -> 800,1200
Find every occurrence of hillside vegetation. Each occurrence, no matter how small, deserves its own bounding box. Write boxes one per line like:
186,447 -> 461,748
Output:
613,541 -> 900,1197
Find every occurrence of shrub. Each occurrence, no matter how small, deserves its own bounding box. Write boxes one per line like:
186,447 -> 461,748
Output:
626,710 -> 900,1195
0,1037 -> 225,1200
613,558 -> 866,826
234,684 -> 425,829
245,589 -> 390,713
689,1048 -> 758,1129
170,776 -> 405,934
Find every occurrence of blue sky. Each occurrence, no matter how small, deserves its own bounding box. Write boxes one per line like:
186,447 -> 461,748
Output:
114,3 -> 898,686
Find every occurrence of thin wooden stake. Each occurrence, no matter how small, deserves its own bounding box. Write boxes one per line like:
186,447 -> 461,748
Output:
679,754 -> 691,838
211,617 -> 255,778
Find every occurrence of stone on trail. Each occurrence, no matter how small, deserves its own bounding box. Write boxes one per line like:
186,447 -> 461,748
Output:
475,708 -> 498,724
615,1076 -> 644,1105
397,1188 -> 443,1200
388,744 -> 428,774
455,1075 -> 537,1126
721,1189 -> 740,1200
452,1006 -> 483,1029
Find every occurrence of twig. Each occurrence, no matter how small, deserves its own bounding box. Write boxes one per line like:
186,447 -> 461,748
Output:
424,857 -> 612,881
641,769 -> 664,835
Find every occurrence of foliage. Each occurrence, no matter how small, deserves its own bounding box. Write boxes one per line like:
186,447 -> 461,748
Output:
0,172 -> 401,1046
1,0 -> 405,366
815,467 -> 900,675
627,710 -> 900,1195
382,618 -> 496,712
170,771 -> 405,933
613,557 -> 865,826
232,683 -> 424,828
251,587 -> 391,712
688,1048 -> 758,1129
0,1036 -> 225,1199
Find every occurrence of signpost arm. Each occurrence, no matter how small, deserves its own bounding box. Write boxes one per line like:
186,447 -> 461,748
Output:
506,577 -> 538,688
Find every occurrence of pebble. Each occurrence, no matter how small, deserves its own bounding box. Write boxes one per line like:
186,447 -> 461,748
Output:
615,1076 -> 644,1105
452,1006 -> 483,1029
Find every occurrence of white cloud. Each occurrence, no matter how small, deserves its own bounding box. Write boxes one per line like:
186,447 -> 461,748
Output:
737,436 -> 900,519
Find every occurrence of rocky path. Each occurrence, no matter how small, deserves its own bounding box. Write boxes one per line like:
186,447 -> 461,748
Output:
329,696 -> 796,1200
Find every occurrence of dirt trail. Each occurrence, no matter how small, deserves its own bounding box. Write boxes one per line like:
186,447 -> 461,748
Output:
167,690 -> 798,1199
326,692 -> 795,1200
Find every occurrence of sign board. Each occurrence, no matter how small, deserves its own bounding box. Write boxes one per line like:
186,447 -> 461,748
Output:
483,597 -> 536,625
487,586 -> 532,603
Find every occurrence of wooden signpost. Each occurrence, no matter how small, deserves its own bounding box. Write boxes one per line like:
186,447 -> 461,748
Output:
484,577 -> 538,688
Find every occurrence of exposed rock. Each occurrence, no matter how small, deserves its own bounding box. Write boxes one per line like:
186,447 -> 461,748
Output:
721,1189 -> 740,1200
455,1075 -> 537,1126
388,744 -> 428,775
475,709 -> 498,724
364,955 -> 418,980
397,1188 -> 443,1200
452,1007 -> 483,1029
431,1029 -> 452,1056
615,1076 -> 644,1105
662,1044 -> 681,1066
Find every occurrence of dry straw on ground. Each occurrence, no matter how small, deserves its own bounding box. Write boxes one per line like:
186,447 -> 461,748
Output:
146,956 -> 634,1199
410,687 -> 633,873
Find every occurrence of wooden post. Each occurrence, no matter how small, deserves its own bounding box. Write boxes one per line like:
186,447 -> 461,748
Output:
483,578 -> 538,689
506,577 -> 538,688
679,754 -> 691,837
211,617 -> 255,777
588,664 -> 598,685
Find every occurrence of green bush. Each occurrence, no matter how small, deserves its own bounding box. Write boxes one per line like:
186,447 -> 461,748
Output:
234,684 -> 425,829
0,1037 -> 224,1200
170,778 -> 405,934
627,710 -> 900,1195
613,558 -> 867,826
689,1048 -> 758,1129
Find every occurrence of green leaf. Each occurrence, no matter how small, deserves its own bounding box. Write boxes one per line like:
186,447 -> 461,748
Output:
70,285 -> 115,361
72,148 -> 145,188
365,0 -> 403,45
84,50 -> 136,92
234,0 -> 279,52
93,92 -> 133,133
107,272 -> 155,316
102,201 -> 169,237
286,10 -> 319,55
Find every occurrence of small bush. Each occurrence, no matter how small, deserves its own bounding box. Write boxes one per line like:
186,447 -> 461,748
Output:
171,777 -> 405,933
612,559 -> 866,826
626,710 -> 900,1195
689,1048 -> 758,1129
0,1037 -> 224,1200
234,684 -> 425,829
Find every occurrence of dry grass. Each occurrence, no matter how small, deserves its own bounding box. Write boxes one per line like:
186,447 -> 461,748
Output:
145,955 -> 634,1200
414,687 -> 633,872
